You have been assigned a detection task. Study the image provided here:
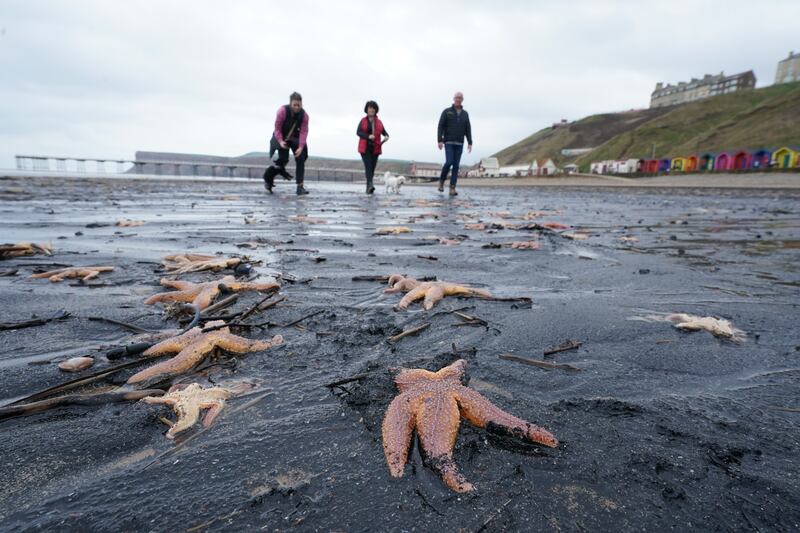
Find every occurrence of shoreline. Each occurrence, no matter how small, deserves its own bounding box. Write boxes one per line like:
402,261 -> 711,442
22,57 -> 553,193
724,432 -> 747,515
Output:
3,169 -> 800,190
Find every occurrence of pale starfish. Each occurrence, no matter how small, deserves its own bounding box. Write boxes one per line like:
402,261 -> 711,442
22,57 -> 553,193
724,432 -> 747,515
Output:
382,359 -> 558,492
510,241 -> 540,250
385,274 -> 491,310
30,266 -> 114,282
127,320 -> 284,385
464,223 -> 486,230
140,383 -> 232,439
161,253 -> 242,275
0,242 -> 53,259
144,275 -> 279,310
666,313 -> 745,341
116,218 -> 145,227
375,226 -> 412,235
288,215 -> 327,224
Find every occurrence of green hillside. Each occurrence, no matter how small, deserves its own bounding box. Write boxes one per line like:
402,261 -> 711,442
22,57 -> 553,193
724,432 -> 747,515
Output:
493,81 -> 800,169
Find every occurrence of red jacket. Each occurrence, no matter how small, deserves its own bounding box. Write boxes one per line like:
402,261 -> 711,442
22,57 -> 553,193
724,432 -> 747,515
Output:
357,116 -> 386,155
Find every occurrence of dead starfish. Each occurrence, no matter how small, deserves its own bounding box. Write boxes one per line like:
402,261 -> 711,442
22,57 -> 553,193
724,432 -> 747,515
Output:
161,253 -> 242,275
140,383 -> 232,439
666,313 -> 745,341
288,215 -> 327,224
29,266 -> 114,282
375,226 -> 412,235
385,274 -> 491,310
127,320 -> 284,385
510,241 -> 540,250
144,275 -> 279,310
0,242 -> 53,259
464,223 -> 486,231
382,359 -> 558,492
116,218 -> 145,227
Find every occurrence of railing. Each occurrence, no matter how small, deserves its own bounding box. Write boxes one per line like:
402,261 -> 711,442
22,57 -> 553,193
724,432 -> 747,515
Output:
14,154 -> 366,182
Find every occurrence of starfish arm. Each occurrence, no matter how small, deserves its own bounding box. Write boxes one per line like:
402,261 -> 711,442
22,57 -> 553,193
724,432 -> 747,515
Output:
144,290 -> 191,305
468,288 -> 492,298
141,328 -> 201,357
167,401 -> 201,439
128,339 -> 211,385
386,274 -> 406,290
200,399 -> 227,427
160,278 -> 195,290
140,396 -> 175,406
381,392 -> 417,478
214,333 -> 284,353
455,386 -> 558,448
423,286 -> 445,310
29,268 -> 64,279
81,270 -> 99,282
192,285 -> 220,310
397,286 -> 428,309
416,392 -> 474,492
49,272 -> 68,282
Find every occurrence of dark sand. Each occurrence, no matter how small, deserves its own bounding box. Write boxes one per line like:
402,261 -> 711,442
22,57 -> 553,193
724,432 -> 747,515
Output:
0,176 -> 799,532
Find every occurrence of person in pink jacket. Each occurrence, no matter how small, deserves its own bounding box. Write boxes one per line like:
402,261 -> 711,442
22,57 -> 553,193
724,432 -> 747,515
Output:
264,92 -> 310,195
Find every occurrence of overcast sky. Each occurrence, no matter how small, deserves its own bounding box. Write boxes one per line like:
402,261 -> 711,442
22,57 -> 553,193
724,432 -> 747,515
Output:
1,0 -> 797,168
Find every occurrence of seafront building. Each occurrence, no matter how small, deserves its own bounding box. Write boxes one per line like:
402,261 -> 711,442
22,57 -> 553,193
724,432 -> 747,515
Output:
775,51 -> 800,84
649,71 -> 756,108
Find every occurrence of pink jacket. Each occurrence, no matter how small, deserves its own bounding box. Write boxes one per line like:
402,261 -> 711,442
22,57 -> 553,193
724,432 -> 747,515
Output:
274,106 -> 309,148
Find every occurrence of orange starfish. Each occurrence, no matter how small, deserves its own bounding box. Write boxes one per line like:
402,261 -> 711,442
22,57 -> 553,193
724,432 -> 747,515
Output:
144,275 -> 279,310
0,242 -> 53,259
127,320 -> 283,385
375,226 -> 412,235
29,266 -> 114,282
140,383 -> 232,439
382,359 -> 558,492
385,274 -> 491,310
510,241 -> 540,250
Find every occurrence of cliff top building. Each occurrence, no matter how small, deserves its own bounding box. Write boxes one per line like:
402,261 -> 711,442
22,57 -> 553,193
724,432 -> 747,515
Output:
775,51 -> 800,84
650,70 -> 756,108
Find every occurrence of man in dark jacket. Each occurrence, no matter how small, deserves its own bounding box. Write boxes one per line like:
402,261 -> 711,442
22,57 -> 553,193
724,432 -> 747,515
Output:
437,91 -> 473,196
263,92 -> 310,195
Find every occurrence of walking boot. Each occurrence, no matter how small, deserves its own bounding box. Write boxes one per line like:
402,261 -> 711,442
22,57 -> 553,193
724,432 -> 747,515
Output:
437,178 -> 445,192
296,184 -> 309,195
449,185 -> 458,197
367,181 -> 375,195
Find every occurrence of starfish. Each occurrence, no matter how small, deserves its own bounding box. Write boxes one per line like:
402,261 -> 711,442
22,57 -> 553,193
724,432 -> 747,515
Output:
29,266 -> 114,282
510,241 -> 540,250
144,275 -> 279,310
288,215 -> 327,224
385,274 -> 491,310
127,320 -> 284,385
140,383 -> 232,439
161,253 -> 242,275
375,226 -> 412,235
382,359 -> 558,492
0,242 -> 53,259
116,218 -> 145,227
665,313 -> 745,341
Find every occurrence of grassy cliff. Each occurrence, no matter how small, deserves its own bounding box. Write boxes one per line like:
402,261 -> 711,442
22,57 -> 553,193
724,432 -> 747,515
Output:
493,81 -> 800,169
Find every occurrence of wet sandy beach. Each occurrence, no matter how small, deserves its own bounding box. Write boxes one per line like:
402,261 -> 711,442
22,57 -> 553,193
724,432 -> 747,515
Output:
1,175 -> 799,531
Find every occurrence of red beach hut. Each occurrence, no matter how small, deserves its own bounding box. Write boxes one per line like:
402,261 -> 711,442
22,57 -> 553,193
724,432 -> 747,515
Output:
733,151 -> 751,170
685,155 -> 698,172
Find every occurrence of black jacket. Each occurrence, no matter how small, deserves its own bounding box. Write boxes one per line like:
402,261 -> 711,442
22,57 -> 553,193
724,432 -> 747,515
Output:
437,105 -> 472,145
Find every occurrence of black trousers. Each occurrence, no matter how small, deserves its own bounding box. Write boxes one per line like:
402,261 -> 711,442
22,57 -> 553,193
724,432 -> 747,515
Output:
275,138 -> 308,183
361,152 -> 379,186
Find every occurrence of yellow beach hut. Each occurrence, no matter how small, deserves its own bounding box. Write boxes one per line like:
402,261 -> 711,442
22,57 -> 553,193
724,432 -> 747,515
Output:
670,157 -> 688,171
772,147 -> 798,169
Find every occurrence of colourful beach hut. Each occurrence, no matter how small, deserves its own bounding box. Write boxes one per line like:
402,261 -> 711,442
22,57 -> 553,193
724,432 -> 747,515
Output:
750,149 -> 771,169
733,151 -> 751,170
772,147 -> 799,169
685,155 -> 698,172
658,158 -> 671,172
715,152 -> 732,171
643,159 -> 658,173
699,153 -> 715,171
670,157 -> 688,171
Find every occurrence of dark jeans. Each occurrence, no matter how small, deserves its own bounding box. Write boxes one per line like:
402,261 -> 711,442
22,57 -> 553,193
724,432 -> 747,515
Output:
275,138 -> 308,183
361,152 -> 379,187
440,143 -> 463,186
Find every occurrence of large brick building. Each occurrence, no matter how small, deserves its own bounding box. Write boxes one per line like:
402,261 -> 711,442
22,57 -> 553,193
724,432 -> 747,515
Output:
649,70 -> 756,108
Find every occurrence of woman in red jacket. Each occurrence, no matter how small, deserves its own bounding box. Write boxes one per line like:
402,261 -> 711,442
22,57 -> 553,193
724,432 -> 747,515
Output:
357,100 -> 389,194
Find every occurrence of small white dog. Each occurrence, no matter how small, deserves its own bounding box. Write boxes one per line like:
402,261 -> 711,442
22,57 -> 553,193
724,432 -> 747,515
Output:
384,171 -> 406,194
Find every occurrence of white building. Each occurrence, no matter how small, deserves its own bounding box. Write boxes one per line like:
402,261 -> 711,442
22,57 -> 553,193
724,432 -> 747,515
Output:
562,164 -> 579,175
410,162 -> 441,178
531,158 -> 557,176
590,159 -> 638,174
775,51 -> 800,84
498,164 -> 531,177
479,157 -> 500,177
